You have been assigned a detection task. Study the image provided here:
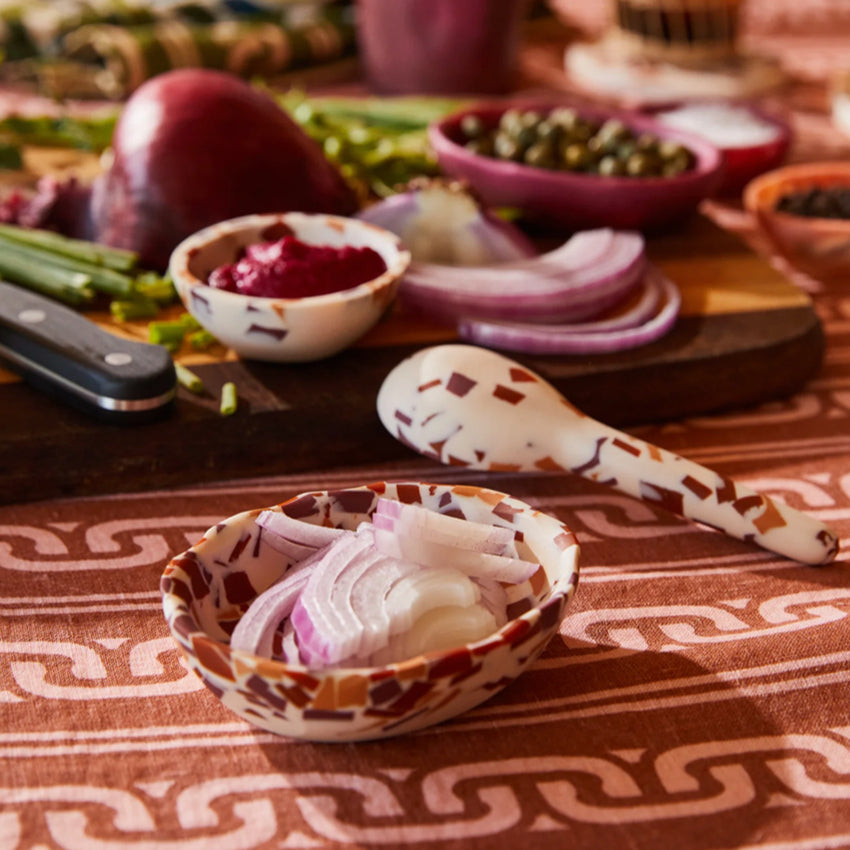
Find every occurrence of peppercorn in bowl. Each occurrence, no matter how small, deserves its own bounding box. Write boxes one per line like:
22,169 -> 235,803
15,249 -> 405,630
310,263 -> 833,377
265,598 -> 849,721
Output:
428,101 -> 723,232
744,162 -> 850,280
169,212 -> 411,362
160,481 -> 581,741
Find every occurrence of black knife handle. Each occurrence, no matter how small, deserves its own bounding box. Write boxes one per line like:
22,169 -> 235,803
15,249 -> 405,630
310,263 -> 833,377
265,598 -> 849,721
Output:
0,281 -> 176,423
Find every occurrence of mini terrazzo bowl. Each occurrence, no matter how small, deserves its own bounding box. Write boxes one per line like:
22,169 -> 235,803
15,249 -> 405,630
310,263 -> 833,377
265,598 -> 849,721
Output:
429,102 -> 723,232
744,162 -> 850,280
160,481 -> 580,742
168,212 -> 411,362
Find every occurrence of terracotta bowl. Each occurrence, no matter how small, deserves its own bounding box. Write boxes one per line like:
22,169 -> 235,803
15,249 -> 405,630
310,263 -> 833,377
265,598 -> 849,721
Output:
160,481 -> 580,742
428,101 -> 723,232
744,161 -> 850,279
169,212 -> 411,362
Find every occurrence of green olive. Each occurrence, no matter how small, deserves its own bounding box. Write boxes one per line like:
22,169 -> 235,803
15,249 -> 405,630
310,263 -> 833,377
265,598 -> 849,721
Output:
597,118 -> 631,142
494,131 -> 523,161
460,114 -> 486,139
499,109 -> 523,134
662,150 -> 693,176
465,138 -> 494,157
524,141 -> 556,169
625,151 -> 657,177
548,107 -> 579,129
598,155 -> 626,176
635,132 -> 660,153
562,142 -> 593,171
516,123 -> 539,148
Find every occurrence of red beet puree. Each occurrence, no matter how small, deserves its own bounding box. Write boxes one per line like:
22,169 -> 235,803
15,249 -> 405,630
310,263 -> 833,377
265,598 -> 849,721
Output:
207,235 -> 387,298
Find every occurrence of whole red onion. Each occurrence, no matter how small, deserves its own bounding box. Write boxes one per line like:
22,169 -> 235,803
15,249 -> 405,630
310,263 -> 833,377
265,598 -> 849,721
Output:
89,69 -> 359,270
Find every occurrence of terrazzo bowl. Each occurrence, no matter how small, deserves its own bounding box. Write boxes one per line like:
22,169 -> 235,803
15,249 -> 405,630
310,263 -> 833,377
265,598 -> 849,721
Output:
168,212 -> 411,362
744,162 -> 850,279
160,481 -> 580,742
428,101 -> 723,232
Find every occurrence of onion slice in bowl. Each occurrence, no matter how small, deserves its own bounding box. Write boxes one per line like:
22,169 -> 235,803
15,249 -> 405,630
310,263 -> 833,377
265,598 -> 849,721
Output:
230,501 -> 545,669
457,265 -> 681,354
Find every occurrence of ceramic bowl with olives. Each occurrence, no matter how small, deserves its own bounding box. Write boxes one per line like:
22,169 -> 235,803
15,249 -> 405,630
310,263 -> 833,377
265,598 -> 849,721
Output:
428,102 -> 723,232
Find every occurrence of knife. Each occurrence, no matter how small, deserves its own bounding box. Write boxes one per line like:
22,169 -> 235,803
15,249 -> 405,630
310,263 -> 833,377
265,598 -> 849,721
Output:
0,280 -> 176,423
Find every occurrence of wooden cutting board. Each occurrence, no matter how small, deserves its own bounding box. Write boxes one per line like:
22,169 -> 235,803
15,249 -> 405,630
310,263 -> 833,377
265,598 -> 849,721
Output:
0,213 -> 823,506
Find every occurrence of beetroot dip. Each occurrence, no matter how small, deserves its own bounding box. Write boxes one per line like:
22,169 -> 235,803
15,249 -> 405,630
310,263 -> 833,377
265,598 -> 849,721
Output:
207,235 -> 387,298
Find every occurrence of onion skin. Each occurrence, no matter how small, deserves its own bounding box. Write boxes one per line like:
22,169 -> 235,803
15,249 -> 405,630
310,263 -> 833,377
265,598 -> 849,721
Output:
89,69 -> 359,270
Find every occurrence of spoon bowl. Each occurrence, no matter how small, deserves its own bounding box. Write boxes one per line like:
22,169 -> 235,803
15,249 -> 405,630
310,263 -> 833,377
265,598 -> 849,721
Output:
377,344 -> 839,565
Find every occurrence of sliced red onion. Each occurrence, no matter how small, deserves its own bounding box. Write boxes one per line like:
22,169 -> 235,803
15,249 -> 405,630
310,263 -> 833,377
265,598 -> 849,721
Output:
256,509 -> 347,551
476,578 -> 509,628
372,521 -> 538,584
398,230 -> 647,323
228,546 -> 324,657
356,179 -> 536,265
278,618 -> 301,664
232,502 -> 542,668
374,498 -> 516,555
371,499 -> 540,583
458,265 -> 681,354
365,603 -> 498,667
290,528 -> 382,666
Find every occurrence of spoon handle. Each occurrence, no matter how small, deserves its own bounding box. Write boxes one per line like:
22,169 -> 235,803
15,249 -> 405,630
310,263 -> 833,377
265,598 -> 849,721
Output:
558,418 -> 839,565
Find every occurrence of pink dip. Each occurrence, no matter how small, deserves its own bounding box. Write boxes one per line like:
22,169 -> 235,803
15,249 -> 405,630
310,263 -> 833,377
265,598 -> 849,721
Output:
207,235 -> 387,298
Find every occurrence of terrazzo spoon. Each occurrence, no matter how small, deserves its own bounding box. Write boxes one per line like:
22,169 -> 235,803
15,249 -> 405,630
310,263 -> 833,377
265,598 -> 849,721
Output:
377,344 -> 839,565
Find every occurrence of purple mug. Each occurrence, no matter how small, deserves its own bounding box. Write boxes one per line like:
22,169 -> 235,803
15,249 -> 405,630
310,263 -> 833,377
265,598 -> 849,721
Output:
356,0 -> 530,95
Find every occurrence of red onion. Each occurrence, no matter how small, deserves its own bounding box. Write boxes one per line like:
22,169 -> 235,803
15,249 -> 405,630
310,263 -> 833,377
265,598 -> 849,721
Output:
458,265 -> 681,354
356,179 -> 536,265
230,501 -> 540,669
371,499 -> 539,584
89,69 -> 359,270
374,497 -> 516,554
228,545 -> 324,659
397,229 -> 647,323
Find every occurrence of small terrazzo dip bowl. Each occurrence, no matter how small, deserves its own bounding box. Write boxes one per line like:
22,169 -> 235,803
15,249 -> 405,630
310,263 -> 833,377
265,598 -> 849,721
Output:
169,212 -> 411,362
744,162 -> 850,280
160,481 -> 580,742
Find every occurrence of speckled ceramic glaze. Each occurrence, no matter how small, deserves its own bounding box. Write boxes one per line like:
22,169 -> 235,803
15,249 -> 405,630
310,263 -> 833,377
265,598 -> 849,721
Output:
160,481 -> 580,741
377,345 -> 839,566
169,212 -> 411,362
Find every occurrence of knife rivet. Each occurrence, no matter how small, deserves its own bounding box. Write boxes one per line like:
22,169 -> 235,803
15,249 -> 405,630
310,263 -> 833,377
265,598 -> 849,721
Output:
105,352 -> 133,367
18,308 -> 46,324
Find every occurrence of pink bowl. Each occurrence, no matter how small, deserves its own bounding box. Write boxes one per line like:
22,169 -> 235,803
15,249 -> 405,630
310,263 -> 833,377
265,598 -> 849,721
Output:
650,101 -> 792,196
428,102 -> 724,233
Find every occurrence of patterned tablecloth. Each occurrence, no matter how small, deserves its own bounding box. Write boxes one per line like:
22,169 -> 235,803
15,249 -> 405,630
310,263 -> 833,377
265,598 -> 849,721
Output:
2,16 -> 850,850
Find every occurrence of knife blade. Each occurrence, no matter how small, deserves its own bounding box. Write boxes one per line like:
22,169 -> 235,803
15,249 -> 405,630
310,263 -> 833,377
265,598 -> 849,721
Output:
0,280 -> 176,423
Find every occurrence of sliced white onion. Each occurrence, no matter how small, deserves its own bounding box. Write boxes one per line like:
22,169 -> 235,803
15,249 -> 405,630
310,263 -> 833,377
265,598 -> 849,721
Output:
458,265 -> 681,355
